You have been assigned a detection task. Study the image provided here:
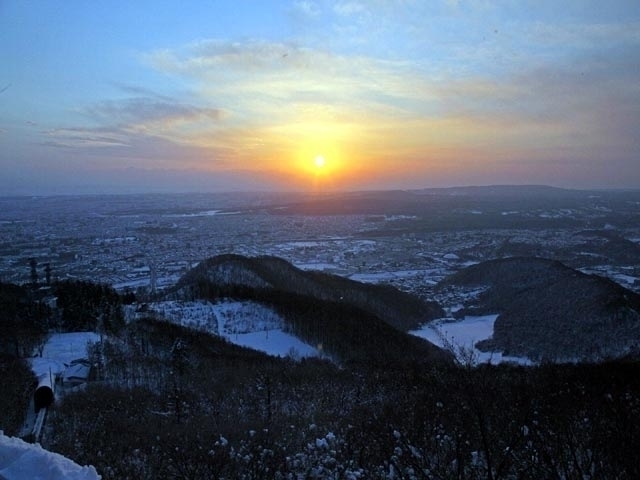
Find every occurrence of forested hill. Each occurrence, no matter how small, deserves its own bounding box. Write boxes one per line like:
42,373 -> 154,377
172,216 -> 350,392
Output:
438,257 -> 640,361
175,254 -> 444,332
171,254 -> 452,365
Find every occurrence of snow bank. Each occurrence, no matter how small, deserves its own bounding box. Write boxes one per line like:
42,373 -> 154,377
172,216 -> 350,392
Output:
0,432 -> 100,479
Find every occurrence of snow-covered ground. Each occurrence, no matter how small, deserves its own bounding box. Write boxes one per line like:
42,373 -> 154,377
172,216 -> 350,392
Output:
30,332 -> 100,381
295,262 -> 339,271
0,432 -> 100,480
221,329 -> 318,359
144,300 -> 319,359
30,333 -> 100,381
411,315 -> 532,365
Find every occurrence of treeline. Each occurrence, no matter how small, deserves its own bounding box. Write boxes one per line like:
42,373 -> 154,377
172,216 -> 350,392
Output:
0,280 -> 131,359
48,318 -> 640,479
53,280 -> 126,333
0,355 -> 36,436
0,282 -> 50,357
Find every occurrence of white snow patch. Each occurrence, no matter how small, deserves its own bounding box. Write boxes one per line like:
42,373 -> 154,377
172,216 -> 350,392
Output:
295,262 -> 339,271
144,300 -> 318,359
613,274 -> 637,285
411,315 -> 532,365
223,329 -> 318,359
349,269 -> 428,283
0,432 -> 100,479
30,332 -> 100,379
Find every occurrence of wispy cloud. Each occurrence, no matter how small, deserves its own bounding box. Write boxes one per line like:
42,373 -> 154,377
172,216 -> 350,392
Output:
42,127 -> 131,149
144,39 -> 436,116
109,82 -> 176,102
85,97 -> 223,133
37,89 -> 226,160
292,0 -> 321,18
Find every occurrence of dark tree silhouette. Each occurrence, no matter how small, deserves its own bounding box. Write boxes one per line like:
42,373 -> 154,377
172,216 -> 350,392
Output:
29,258 -> 38,286
44,263 -> 52,285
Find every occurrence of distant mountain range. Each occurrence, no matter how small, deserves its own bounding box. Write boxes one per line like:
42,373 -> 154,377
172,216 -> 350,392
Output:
170,254 -> 452,365
238,186 -> 640,231
438,257 -> 640,362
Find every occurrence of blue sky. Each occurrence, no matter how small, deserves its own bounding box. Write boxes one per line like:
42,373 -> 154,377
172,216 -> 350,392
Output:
1,1 -> 639,194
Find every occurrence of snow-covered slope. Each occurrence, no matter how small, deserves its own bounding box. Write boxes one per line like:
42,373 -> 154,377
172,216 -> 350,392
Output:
0,433 -> 100,480
411,315 -> 532,365
144,300 -> 319,359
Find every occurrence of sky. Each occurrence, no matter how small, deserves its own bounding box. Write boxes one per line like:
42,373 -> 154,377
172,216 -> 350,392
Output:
1,1 -> 639,195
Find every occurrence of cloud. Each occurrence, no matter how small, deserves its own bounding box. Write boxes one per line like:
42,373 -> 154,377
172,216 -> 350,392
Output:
109,82 -> 175,102
35,124 -> 229,175
38,93 -> 226,160
144,39 -> 434,115
85,97 -> 223,131
41,128 -> 130,149
140,32 -> 640,175
333,1 -> 365,16
292,0 -> 321,18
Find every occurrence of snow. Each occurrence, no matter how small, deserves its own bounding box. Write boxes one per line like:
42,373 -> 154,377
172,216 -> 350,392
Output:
613,274 -> 637,285
30,332 -> 100,380
143,300 -> 319,359
349,269 -> 431,283
411,315 -> 532,365
224,329 -> 319,358
0,432 -> 100,480
295,262 -> 339,271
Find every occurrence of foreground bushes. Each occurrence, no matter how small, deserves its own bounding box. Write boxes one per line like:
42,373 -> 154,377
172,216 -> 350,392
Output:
47,320 -> 640,479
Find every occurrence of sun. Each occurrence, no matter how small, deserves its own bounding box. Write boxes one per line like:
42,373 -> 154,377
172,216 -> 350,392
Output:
314,155 -> 326,169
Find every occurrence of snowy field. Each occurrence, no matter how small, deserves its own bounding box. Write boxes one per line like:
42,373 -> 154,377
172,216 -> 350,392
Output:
145,300 -> 319,359
411,315 -> 532,365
